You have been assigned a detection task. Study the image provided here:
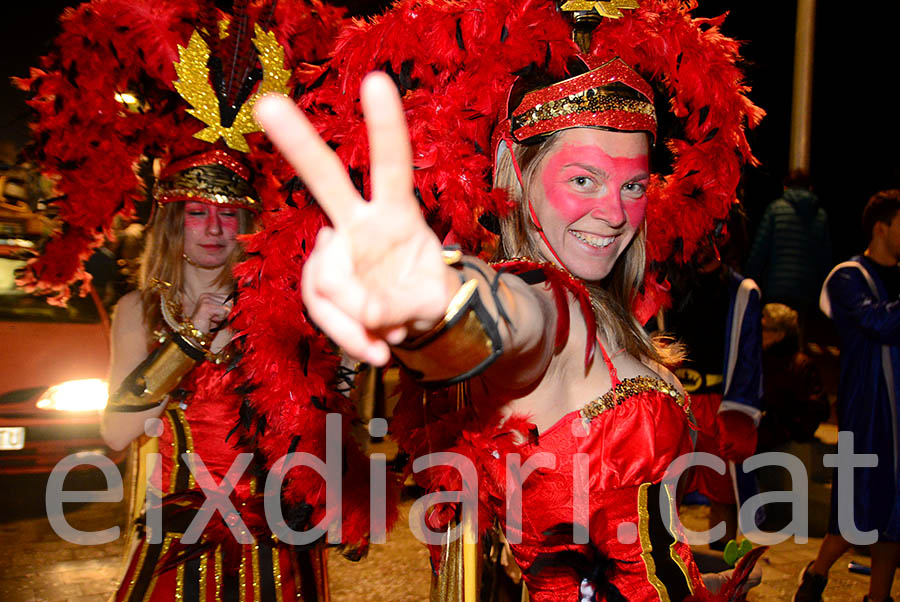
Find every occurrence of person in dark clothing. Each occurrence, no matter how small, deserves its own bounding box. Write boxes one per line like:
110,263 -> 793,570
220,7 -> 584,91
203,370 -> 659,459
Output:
746,170 -> 832,325
794,190 -> 900,602
756,303 -> 830,453
663,245 -> 763,549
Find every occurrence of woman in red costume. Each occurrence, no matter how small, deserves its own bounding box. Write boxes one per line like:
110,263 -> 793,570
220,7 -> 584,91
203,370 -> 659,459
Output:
256,44 -> 761,602
15,0 -> 359,599
103,151 -> 326,601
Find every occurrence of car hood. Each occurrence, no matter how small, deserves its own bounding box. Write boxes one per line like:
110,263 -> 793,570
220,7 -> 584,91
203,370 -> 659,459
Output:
0,321 -> 109,395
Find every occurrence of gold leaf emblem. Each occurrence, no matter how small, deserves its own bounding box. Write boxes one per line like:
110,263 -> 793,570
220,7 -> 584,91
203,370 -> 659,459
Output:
560,0 -> 639,19
174,24 -> 291,153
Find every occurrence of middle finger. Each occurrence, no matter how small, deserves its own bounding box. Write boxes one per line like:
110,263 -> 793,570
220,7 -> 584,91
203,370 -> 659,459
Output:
361,73 -> 415,211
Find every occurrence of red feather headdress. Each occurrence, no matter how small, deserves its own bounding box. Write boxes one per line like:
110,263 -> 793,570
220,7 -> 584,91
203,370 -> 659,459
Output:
281,0 -> 762,550
14,0 -> 342,303
300,0 -> 763,323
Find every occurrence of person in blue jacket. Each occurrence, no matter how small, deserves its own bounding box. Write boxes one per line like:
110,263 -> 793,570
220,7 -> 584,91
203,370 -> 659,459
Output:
795,189 -> 900,602
663,241 -> 763,548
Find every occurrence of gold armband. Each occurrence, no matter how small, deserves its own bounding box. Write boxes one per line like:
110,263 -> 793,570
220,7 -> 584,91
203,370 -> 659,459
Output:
107,334 -> 204,412
391,279 -> 503,387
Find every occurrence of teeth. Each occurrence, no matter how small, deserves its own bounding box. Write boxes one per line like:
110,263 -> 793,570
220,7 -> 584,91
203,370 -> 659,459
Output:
572,231 -> 614,248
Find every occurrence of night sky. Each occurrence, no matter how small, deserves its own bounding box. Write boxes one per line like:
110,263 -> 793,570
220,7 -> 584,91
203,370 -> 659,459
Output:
2,1 -> 898,262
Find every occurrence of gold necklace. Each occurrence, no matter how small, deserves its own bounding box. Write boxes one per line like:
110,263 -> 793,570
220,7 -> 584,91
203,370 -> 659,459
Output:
153,281 -> 233,365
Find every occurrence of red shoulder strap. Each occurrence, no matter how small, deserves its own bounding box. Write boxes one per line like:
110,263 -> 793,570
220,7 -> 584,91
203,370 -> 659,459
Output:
493,259 -> 597,368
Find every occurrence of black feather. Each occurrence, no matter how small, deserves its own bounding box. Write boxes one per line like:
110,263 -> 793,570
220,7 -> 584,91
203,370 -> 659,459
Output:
455,19 -> 465,51
697,105 -> 710,126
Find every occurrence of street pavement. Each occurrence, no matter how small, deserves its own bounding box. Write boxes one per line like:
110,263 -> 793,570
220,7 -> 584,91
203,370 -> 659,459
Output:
0,474 -> 897,601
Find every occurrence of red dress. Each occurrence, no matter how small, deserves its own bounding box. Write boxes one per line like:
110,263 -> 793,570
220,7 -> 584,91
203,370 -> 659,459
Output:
112,360 -> 327,601
488,356 -> 704,601
402,348 -> 707,601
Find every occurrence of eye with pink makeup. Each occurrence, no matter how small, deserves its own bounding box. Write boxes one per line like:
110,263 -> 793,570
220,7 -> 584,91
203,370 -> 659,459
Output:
184,202 -> 239,232
540,143 -> 649,224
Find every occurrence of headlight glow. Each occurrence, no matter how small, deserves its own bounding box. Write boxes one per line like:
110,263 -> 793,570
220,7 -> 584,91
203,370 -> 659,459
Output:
36,379 -> 109,412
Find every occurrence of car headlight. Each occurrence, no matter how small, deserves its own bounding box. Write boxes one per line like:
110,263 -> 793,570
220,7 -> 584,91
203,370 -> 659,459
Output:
36,379 -> 109,412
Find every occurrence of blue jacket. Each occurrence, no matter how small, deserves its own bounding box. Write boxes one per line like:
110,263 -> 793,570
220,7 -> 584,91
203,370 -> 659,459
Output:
721,269 -> 764,422
821,255 -> 900,538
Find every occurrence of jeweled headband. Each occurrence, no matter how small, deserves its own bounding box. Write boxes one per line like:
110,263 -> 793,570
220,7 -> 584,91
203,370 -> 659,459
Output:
510,57 -> 656,143
153,149 -> 260,212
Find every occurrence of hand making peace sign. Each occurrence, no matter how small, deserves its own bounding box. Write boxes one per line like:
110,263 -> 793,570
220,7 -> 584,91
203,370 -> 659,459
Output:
254,73 -> 459,366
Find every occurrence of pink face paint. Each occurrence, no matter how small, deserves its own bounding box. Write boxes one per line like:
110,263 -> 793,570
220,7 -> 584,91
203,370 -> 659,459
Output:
525,129 -> 650,282
183,201 -> 241,269
539,143 -> 649,228
183,202 -> 240,238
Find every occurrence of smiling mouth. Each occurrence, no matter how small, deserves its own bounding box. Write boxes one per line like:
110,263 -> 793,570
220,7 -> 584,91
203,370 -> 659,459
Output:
571,231 -> 615,249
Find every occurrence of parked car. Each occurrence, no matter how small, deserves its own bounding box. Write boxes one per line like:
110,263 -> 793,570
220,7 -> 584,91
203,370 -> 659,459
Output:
0,250 -> 123,474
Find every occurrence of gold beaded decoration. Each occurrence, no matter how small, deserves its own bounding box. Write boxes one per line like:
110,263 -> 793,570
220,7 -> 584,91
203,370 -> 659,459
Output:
580,375 -> 691,423
174,24 -> 291,153
154,163 -> 258,208
154,280 -> 234,365
510,58 -> 657,142
512,90 -> 655,131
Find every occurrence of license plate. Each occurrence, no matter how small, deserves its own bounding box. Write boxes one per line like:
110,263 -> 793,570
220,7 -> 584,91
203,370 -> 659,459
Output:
0,427 -> 25,450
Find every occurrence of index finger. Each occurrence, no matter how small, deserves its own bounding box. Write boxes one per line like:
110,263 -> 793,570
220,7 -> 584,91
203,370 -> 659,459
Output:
254,94 -> 361,225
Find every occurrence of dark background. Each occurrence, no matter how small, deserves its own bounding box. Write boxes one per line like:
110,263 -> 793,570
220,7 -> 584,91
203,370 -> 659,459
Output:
3,1 -> 898,262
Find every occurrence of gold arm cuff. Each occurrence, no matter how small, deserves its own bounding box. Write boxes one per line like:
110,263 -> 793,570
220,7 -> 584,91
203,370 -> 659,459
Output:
391,279 -> 502,387
107,338 -> 199,412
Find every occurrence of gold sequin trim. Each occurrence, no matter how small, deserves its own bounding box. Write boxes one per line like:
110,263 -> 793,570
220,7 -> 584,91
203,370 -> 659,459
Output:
176,562 -> 185,601
580,376 -> 690,423
513,91 -> 655,131
166,409 -> 180,494
142,535 -> 174,602
215,546 -> 223,601
252,544 -> 262,601
200,551 -> 209,602
637,483 -> 670,602
167,406 -> 198,491
560,0 -> 639,19
123,533 -> 150,601
154,164 -> 258,208
665,482 -> 694,594
176,406 -> 197,489
239,547 -> 247,602
273,546 -> 284,602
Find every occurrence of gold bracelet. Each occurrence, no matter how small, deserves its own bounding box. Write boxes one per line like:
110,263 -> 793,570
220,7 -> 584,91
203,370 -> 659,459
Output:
391,278 -> 503,387
107,334 -> 201,412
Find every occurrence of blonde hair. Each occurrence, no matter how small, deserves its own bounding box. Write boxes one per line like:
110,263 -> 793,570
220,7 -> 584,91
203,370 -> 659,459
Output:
762,303 -> 799,336
493,132 -> 669,365
138,202 -> 252,340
